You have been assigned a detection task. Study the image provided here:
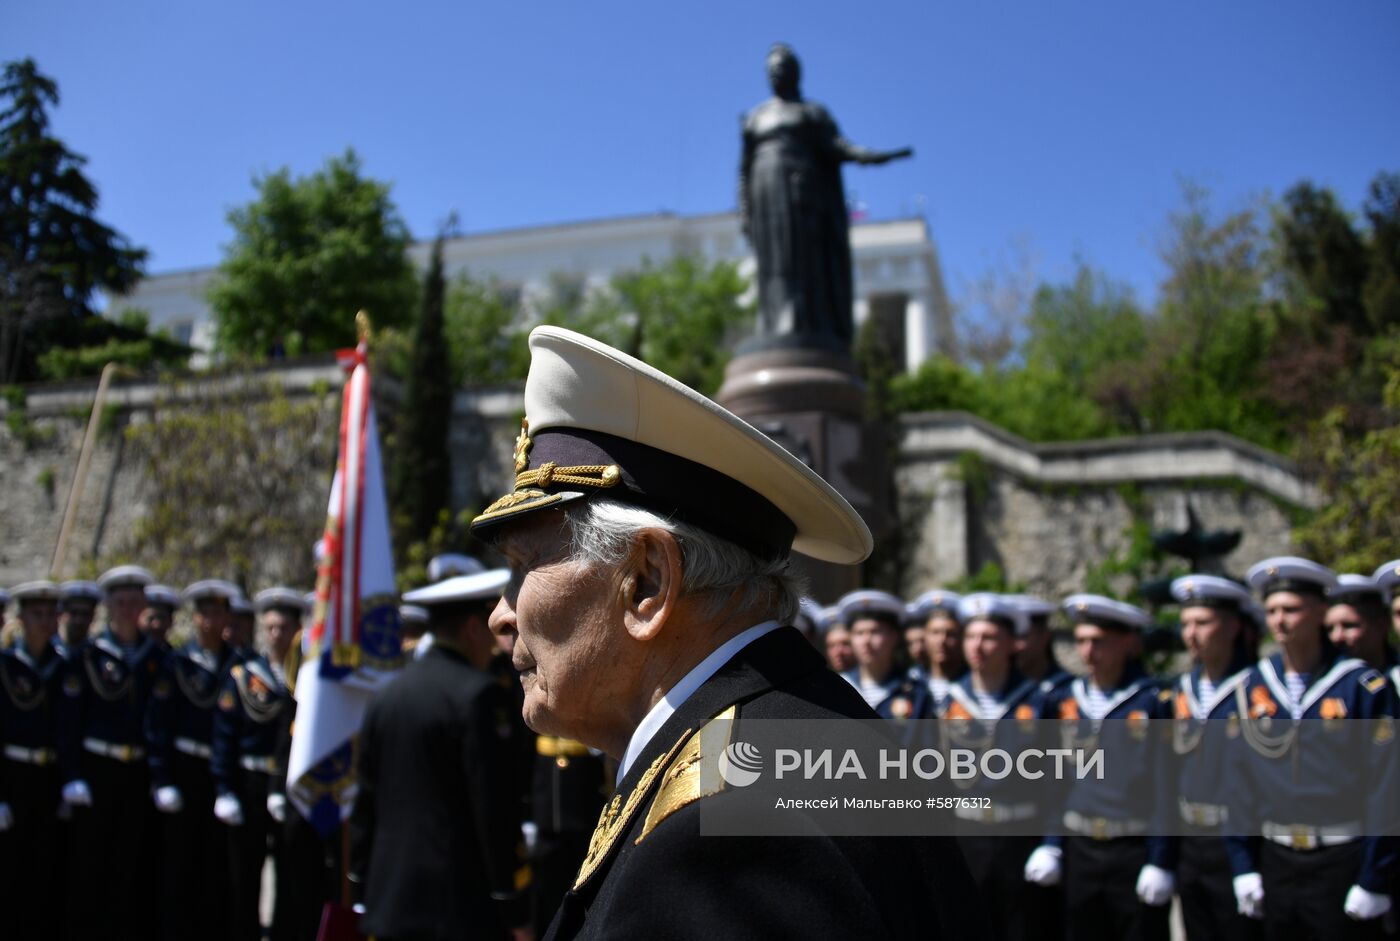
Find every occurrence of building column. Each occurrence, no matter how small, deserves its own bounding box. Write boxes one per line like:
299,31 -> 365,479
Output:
903,291 -> 933,372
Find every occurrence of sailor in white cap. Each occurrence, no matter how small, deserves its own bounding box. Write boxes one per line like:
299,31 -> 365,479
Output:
0,581 -> 66,937
1025,594 -> 1176,940
1004,594 -> 1073,694
55,579 -> 101,657
56,569 -> 168,939
836,589 -> 934,731
1224,557 -> 1397,934
1166,575 -> 1262,941
820,604 -> 855,673
225,593 -> 256,659
214,586 -> 302,941
147,579 -> 242,937
467,326 -> 977,939
1325,575 -> 1395,674
426,551 -> 483,583
907,589 -> 967,713
141,584 -> 182,649
349,564 -> 533,940
941,592 -> 1054,941
1376,559 -> 1400,697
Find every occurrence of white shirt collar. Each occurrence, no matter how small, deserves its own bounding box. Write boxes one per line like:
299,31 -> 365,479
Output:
616,620 -> 781,785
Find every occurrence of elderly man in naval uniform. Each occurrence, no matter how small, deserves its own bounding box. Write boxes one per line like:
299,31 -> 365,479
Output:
471,326 -> 982,941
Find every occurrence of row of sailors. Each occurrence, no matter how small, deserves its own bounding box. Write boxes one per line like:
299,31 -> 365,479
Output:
0,566 -> 321,941
821,557 -> 1400,941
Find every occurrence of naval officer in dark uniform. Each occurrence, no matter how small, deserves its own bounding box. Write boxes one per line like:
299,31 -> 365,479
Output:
469,326 -> 982,940
350,565 -> 533,941
0,581 -> 65,941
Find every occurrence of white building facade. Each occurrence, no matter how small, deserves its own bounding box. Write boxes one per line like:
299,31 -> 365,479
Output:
111,211 -> 955,371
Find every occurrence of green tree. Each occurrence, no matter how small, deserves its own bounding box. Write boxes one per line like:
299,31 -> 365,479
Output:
119,374 -> 338,588
443,274 -> 529,384
0,58 -> 148,384
611,255 -> 754,395
1362,171 -> 1400,334
1274,181 -> 1370,338
391,224 -> 453,548
208,149 -> 417,358
1296,337 -> 1400,571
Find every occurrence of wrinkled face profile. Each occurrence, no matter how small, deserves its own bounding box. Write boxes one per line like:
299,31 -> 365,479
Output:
488,511 -> 627,741
850,616 -> 898,678
1179,605 -> 1238,666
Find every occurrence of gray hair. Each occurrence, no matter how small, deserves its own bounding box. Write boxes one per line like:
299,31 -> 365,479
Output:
563,499 -> 806,623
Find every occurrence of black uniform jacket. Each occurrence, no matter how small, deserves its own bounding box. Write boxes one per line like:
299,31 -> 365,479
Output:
544,626 -> 985,940
350,643 -> 527,940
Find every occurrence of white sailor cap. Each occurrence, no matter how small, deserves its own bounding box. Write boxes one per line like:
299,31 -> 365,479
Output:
957,593 -> 1027,634
427,553 -> 485,583
1245,556 -> 1337,599
1061,593 -> 1152,632
399,604 -> 430,627
817,605 -> 843,633
11,580 -> 61,604
255,587 -> 309,614
905,589 -> 963,623
1328,574 -> 1387,604
1002,594 -> 1055,627
1370,560 -> 1400,598
303,591 -> 318,612
402,568 -> 511,607
59,580 -> 102,605
182,579 -> 242,604
230,595 -> 254,616
793,597 -> 824,634
836,589 -> 906,627
97,565 -> 154,593
469,326 -> 872,565
143,584 -> 182,609
1170,574 -> 1253,611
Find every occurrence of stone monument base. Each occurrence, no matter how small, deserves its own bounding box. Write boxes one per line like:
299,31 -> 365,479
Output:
715,347 -> 889,602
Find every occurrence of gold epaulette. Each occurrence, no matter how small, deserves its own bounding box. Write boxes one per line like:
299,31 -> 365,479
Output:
636,703 -> 738,844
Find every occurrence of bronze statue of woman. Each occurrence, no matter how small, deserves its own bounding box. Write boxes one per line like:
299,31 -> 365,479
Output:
739,43 -> 912,350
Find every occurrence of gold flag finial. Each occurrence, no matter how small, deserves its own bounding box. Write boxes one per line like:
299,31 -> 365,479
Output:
356,310 -> 372,344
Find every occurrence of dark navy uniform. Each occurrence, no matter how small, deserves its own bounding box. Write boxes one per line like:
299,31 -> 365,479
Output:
840,666 -> 937,744
0,641 -> 65,941
543,627 -> 984,940
212,652 -> 292,941
57,629 -> 164,940
350,642 -> 532,940
1039,667 -> 1176,941
1224,651 -> 1399,940
531,733 -> 608,936
1171,663 -> 1263,941
148,640 -> 238,940
943,670 -> 1057,941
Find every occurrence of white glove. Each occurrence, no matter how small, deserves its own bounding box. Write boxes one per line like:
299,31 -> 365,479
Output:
153,785 -> 184,814
1135,864 -> 1176,906
62,779 -> 93,807
1233,872 -> 1265,919
214,793 -> 244,826
1024,845 -> 1063,886
266,792 -> 287,823
0,802 -> 13,832
1343,885 -> 1392,921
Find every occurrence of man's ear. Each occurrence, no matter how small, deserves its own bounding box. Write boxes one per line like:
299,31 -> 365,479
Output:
621,528 -> 683,642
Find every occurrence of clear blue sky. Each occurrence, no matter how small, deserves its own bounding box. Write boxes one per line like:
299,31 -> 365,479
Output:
5,0 -> 1398,314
